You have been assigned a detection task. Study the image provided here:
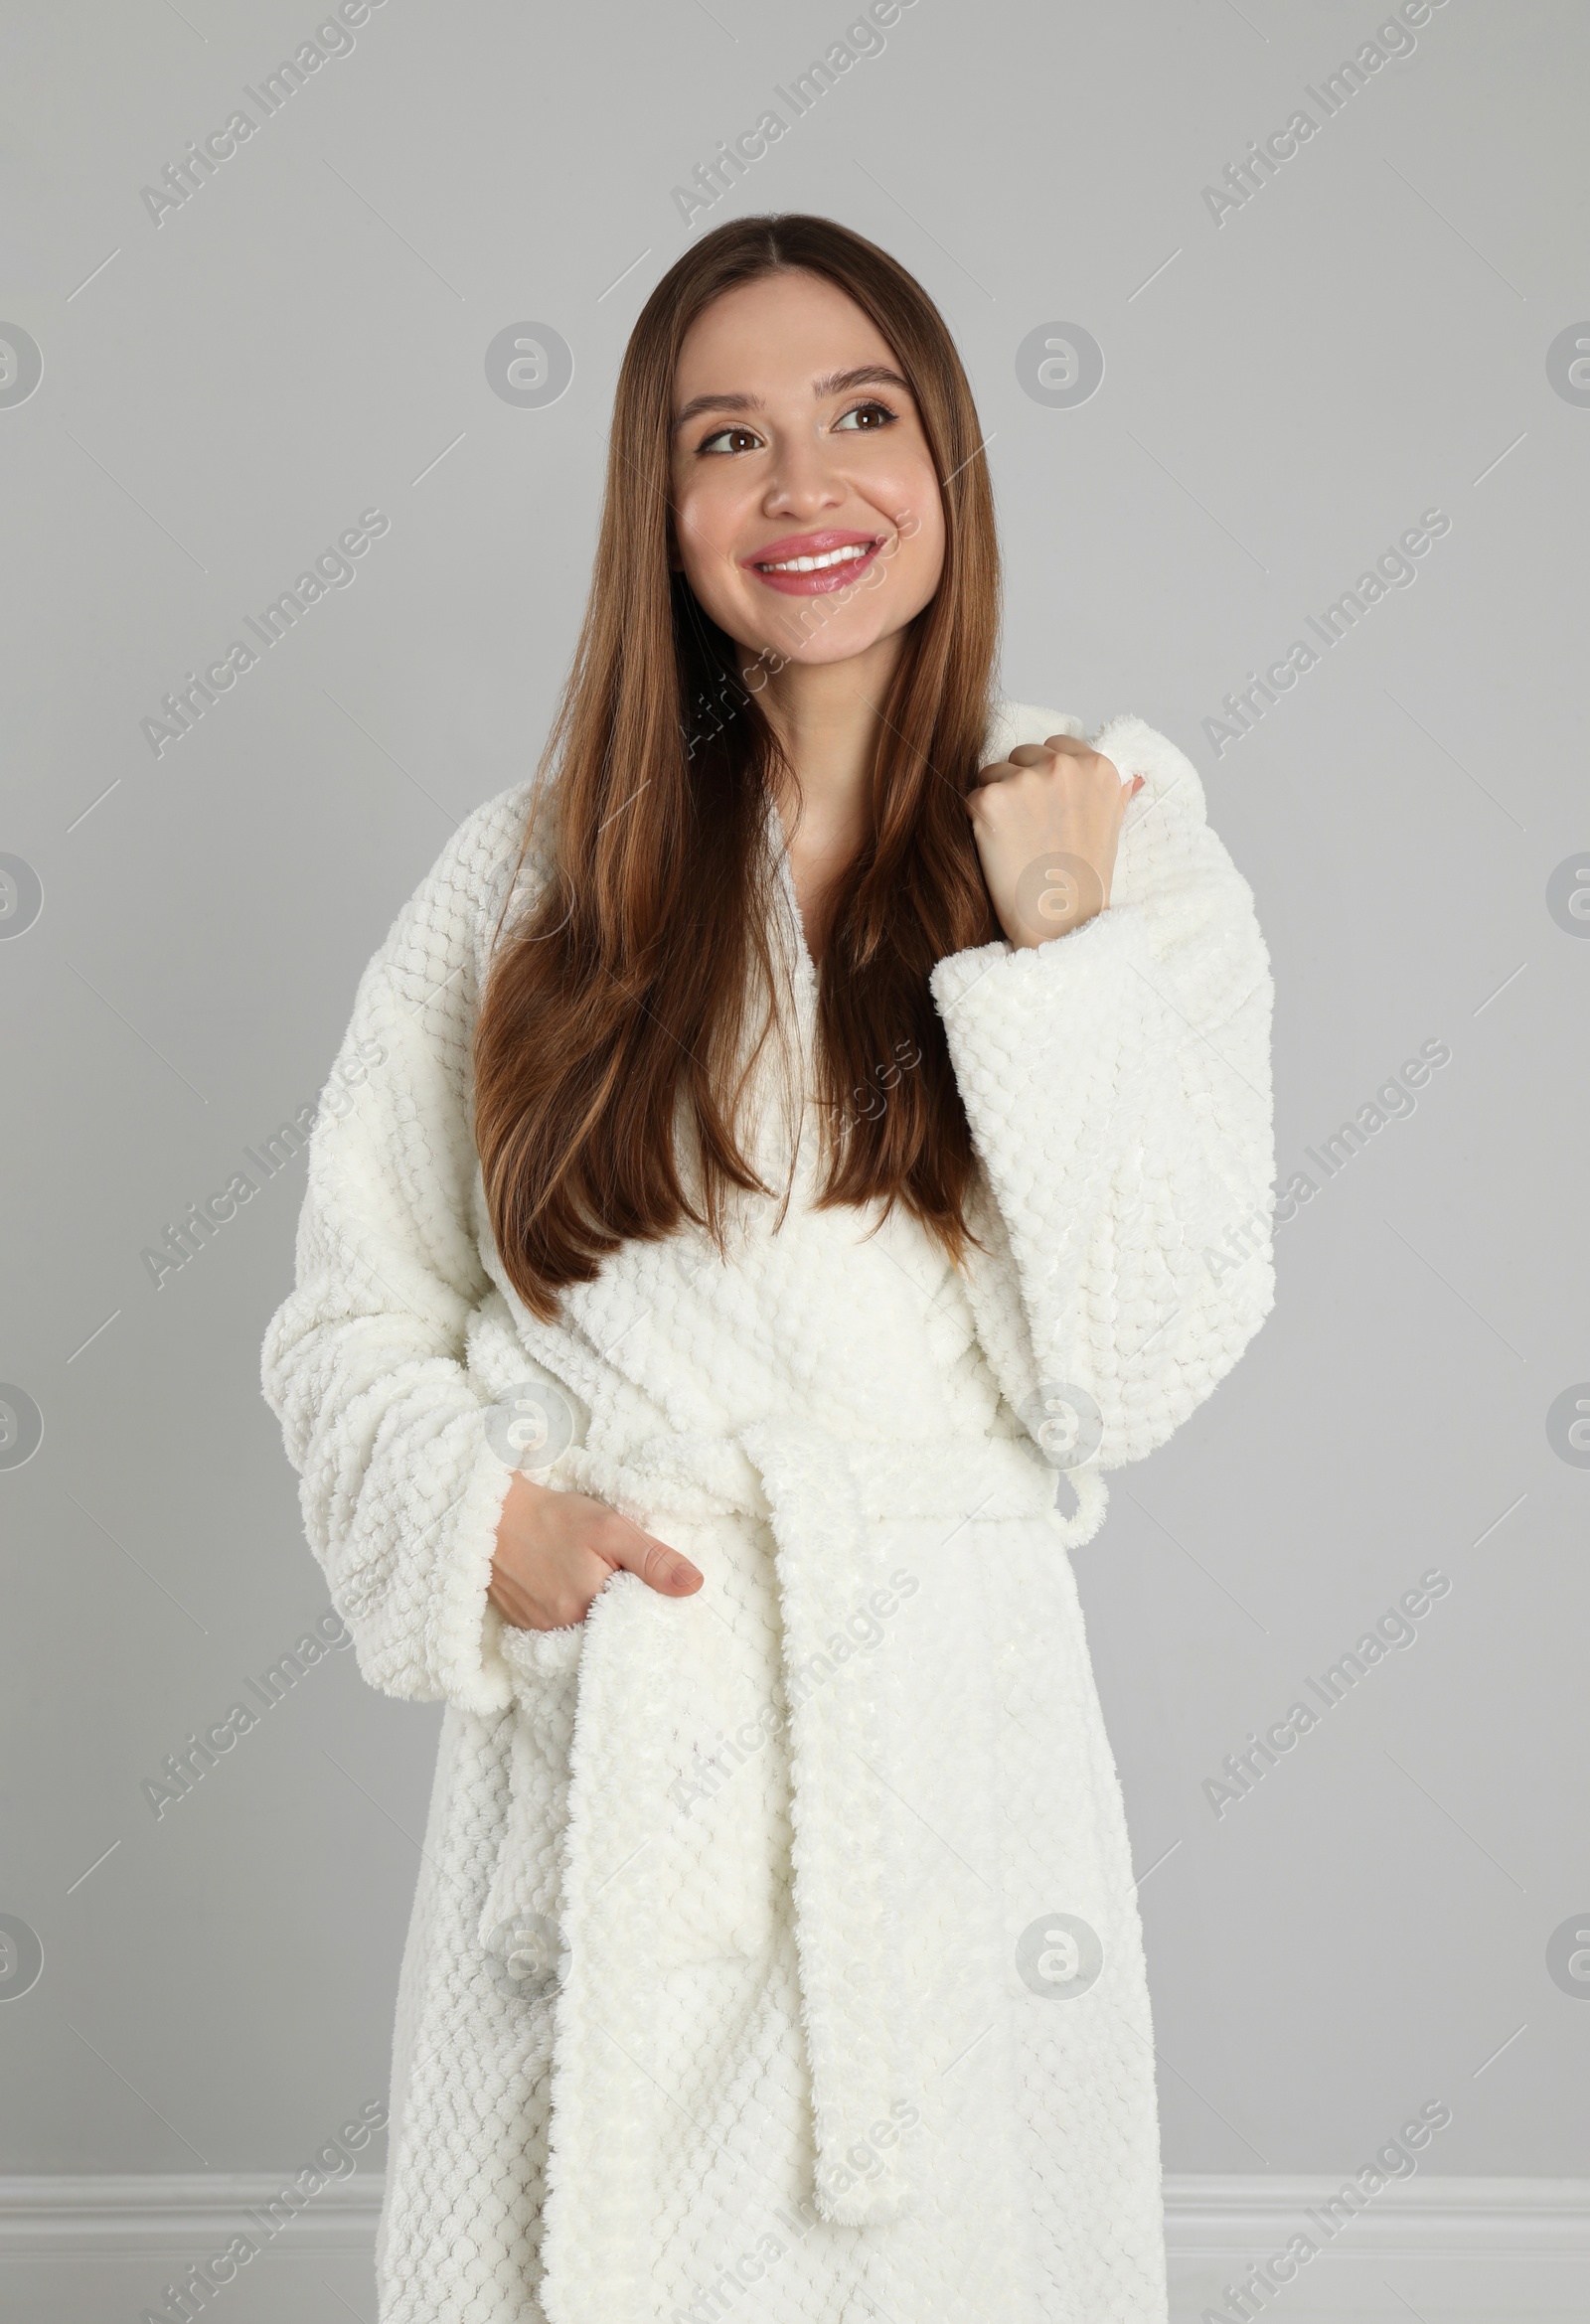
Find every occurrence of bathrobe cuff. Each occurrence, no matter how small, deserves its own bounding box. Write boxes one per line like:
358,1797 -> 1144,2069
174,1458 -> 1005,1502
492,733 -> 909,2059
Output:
932,713 -> 1276,1473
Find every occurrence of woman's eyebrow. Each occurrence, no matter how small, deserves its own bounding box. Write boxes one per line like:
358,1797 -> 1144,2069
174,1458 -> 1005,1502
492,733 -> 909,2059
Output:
673,365 -> 911,432
674,388 -> 762,431
812,364 -> 910,399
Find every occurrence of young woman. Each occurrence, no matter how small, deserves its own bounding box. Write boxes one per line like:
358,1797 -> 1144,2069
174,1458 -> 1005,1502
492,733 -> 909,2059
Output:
262,214 -> 1275,2324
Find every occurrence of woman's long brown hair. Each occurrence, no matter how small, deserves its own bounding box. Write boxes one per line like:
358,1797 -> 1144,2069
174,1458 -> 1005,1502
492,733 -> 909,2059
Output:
473,214 -> 1003,1322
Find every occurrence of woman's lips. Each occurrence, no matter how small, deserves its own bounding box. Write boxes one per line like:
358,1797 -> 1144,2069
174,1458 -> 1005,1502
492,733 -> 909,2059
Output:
740,529 -> 885,595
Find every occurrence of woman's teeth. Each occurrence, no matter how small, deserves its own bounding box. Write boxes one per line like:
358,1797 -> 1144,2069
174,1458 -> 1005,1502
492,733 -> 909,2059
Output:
756,542 -> 874,572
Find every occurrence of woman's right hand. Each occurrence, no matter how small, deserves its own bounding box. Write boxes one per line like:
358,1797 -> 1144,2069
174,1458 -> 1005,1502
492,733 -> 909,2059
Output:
487,1470 -> 704,1631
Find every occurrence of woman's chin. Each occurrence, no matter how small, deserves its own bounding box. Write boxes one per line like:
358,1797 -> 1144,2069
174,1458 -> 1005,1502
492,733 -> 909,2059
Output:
740,614 -> 902,672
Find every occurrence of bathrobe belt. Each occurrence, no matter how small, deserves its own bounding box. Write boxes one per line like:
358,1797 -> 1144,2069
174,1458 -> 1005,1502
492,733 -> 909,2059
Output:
482,1419 -> 1097,2286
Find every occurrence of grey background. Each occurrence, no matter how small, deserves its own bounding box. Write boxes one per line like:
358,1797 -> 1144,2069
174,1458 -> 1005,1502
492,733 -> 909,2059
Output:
2,0 -> 1585,2239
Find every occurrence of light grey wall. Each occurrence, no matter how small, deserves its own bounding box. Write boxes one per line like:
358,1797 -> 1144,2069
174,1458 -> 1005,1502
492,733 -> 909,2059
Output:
3,0 -> 1586,2212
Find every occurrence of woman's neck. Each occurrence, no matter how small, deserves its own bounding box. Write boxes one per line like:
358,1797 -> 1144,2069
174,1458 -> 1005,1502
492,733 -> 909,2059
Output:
746,632 -> 904,958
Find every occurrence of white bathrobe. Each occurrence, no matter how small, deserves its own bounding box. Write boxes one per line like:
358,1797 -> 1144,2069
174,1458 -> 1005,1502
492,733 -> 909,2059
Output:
259,698 -> 1275,2324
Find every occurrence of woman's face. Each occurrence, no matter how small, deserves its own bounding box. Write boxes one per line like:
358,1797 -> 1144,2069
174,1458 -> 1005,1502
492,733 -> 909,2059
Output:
668,268 -> 947,674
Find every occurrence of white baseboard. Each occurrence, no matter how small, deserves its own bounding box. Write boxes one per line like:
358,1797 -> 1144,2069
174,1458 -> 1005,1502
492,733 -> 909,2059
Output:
1165,2169 -> 1590,2251
1165,2174 -> 1590,2321
0,2171 -> 381,2256
2,2173 -> 1587,2320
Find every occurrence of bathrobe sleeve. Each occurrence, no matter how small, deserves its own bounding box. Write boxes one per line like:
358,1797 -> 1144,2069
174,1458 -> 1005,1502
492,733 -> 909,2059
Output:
931,711 -> 1275,1472
259,785 -> 544,1718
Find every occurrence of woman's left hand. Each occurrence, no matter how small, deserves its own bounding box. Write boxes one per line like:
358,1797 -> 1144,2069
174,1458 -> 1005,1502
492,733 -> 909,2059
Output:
966,734 -> 1144,949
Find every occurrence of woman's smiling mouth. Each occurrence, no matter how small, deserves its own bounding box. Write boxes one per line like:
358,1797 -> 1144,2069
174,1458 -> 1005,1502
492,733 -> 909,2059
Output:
742,529 -> 884,593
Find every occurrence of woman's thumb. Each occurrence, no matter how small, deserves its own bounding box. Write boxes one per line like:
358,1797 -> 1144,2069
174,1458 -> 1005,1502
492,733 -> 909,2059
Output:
612,1526 -> 703,1597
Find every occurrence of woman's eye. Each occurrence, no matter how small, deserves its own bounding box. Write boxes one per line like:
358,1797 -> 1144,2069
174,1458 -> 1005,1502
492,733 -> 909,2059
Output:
698,424 -> 763,456
833,400 -> 896,434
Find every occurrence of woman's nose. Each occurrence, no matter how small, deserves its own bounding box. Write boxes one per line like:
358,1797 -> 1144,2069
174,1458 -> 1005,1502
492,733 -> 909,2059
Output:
761,431 -> 847,517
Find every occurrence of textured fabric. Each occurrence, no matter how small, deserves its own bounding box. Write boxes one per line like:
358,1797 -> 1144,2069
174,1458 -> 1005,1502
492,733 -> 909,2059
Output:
259,698 -> 1276,2323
